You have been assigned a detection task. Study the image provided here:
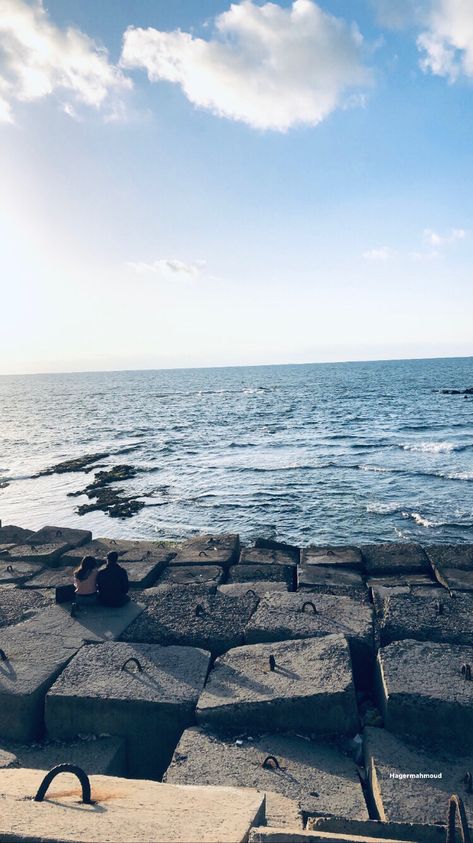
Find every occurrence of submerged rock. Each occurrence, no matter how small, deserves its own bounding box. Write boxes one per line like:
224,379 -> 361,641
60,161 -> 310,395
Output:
70,464 -> 145,519
34,452 -> 109,477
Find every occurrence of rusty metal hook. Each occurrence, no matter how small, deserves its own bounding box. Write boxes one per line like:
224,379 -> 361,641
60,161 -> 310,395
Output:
262,755 -> 280,770
34,764 -> 93,804
245,589 -> 258,598
302,601 -> 317,614
269,655 -> 276,672
462,664 -> 472,681
6,565 -> 13,573
446,793 -> 471,843
199,551 -> 208,557
121,657 -> 143,673
326,549 -> 335,556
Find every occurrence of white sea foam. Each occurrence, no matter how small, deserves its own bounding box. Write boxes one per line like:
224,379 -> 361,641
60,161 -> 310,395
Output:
402,511 -> 436,528
367,502 -> 400,514
402,441 -> 457,453
360,464 -> 392,473
443,471 -> 473,481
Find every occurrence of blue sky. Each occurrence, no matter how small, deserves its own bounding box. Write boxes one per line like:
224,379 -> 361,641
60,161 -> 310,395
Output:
0,0 -> 472,374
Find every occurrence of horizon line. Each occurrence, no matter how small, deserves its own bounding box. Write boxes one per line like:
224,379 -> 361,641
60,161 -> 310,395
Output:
0,352 -> 472,378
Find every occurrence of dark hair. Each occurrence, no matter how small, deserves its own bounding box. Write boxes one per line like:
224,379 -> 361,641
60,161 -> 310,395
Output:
107,551 -> 119,564
74,555 -> 98,581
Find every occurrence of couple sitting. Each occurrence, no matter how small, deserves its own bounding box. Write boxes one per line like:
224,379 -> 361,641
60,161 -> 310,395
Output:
74,551 -> 129,608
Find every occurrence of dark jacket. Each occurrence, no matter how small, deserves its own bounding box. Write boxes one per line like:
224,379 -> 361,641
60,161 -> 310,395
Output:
97,563 -> 129,607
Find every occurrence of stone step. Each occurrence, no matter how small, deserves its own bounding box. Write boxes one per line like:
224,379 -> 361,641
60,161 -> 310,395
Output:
0,767 -> 265,842
45,641 -> 211,779
196,634 -> 359,736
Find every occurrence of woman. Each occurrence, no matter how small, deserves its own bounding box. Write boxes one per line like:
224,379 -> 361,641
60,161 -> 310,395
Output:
73,555 -> 99,605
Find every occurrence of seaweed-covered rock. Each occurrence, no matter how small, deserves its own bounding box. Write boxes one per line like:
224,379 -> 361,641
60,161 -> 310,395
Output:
34,453 -> 109,477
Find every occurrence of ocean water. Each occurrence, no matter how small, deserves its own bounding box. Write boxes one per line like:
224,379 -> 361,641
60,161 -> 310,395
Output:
0,357 -> 472,545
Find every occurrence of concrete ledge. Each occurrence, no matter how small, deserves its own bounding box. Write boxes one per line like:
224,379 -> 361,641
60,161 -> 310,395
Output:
301,546 -> 363,571
0,768 -> 266,843
20,601 -> 145,646
170,534 -> 240,568
361,545 -> 430,577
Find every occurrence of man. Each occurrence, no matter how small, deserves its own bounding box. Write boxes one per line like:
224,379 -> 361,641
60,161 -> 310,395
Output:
97,551 -> 130,607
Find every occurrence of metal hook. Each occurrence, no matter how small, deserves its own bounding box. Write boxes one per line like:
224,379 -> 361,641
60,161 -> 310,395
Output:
0,649 -> 7,662
199,551 -> 208,557
56,530 -> 63,537
121,657 -> 143,673
245,589 -> 258,598
269,655 -> 276,672
446,794 -> 471,843
262,755 -> 280,770
302,601 -> 317,614
462,664 -> 472,681
464,772 -> 473,795
195,604 -> 205,617
34,764 -> 93,805
6,565 -> 13,573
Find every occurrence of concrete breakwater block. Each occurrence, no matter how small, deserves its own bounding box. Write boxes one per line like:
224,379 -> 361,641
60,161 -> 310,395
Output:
3,538 -> 71,565
245,593 -> 374,687
32,525 -> 92,549
46,641 -> 211,779
165,728 -> 368,823
0,525 -> 34,545
6,735 -> 126,777
61,537 -> 134,565
170,533 -> 240,568
363,725 -> 473,828
22,566 -> 74,589
0,627 -> 80,742
228,564 -> 293,588
0,747 -> 17,767
0,767 -> 265,843
196,634 -> 359,736
425,543 -> 473,572
375,639 -> 473,749
0,560 -> 44,585
301,546 -> 363,571
0,587 -> 52,628
219,582 -> 289,596
435,568 -> 473,591
121,589 -> 258,656
119,555 -> 170,588
361,544 -> 431,576
297,565 -> 368,601
157,565 -> 225,588
20,601 -> 144,646
376,591 -> 473,647
238,548 -> 297,585
120,542 -> 177,563
310,817 -> 446,843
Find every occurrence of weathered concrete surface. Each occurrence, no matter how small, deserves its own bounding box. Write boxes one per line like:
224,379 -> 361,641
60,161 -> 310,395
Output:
165,728 -> 368,823
121,589 -> 258,656
61,537 -> 133,565
298,565 -> 368,601
375,639 -> 473,750
20,601 -> 144,646
238,548 -> 297,589
301,546 -> 363,571
21,566 -> 74,589
424,543 -> 473,572
0,525 -> 34,544
250,827 -> 442,843
228,564 -> 293,588
0,560 -> 44,585
33,525 -> 92,550
119,556 -> 170,588
157,564 -> 225,588
0,587 -> 53,627
196,634 -> 359,736
363,726 -> 473,828
0,768 -> 266,843
245,593 -> 374,687
3,539 -> 71,565
219,582 -> 289,596
119,542 -> 176,563
0,627 -> 80,742
254,538 -> 300,563
46,641 -> 211,778
6,736 -> 126,776
435,567 -> 473,591
361,545 -> 431,576
170,534 -> 240,568
135,584 -> 217,605
375,591 -> 473,647
310,817 -> 445,843
0,748 -> 17,768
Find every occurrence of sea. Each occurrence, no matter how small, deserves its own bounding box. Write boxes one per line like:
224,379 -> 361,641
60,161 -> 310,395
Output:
0,357 -> 472,546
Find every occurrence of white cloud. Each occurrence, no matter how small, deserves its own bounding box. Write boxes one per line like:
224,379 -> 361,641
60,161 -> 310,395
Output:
423,227 -> 467,246
362,247 -> 396,261
121,0 -> 370,131
417,0 -> 473,80
0,0 -> 131,123
126,259 -> 206,278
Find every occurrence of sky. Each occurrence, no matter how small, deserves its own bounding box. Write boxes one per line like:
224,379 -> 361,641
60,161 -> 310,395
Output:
0,0 -> 472,374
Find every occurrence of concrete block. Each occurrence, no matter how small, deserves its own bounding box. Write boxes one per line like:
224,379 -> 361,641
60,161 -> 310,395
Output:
157,565 -> 225,588
61,537 -> 135,565
227,564 -> 293,588
0,560 -> 43,585
301,546 -> 363,571
0,748 -> 17,768
0,525 -> 34,544
240,547 -> 297,568
0,767 -> 266,843
376,591 -> 473,647
437,568 -> 473,591
219,581 -> 289,596
424,543 -> 473,572
7,736 -> 126,776
245,592 -> 374,687
119,556 -> 170,588
33,525 -> 92,549
307,817 -> 445,843
364,725 -> 473,828
22,566 -> 73,589
361,544 -> 430,576
3,539 -> 71,565
119,542 -> 177,563
298,565 -> 368,601
171,533 -> 240,568
121,589 -> 258,656
375,639 -> 473,750
0,587 -> 52,628
196,634 -> 359,736
46,641 -> 211,778
254,537 -> 300,563
0,626 -> 80,742
20,601 -> 144,647
166,728 -> 368,823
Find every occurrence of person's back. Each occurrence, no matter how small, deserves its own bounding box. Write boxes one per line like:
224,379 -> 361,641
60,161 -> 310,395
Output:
97,551 -> 130,607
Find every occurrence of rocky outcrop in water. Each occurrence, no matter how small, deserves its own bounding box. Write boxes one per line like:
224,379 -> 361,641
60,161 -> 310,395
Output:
439,387 -> 473,395
68,464 -> 145,519
34,452 -> 110,477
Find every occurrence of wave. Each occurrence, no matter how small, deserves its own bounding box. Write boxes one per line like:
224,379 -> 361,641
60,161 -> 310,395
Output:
401,441 -> 469,454
366,502 -> 402,514
403,511 -> 436,528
